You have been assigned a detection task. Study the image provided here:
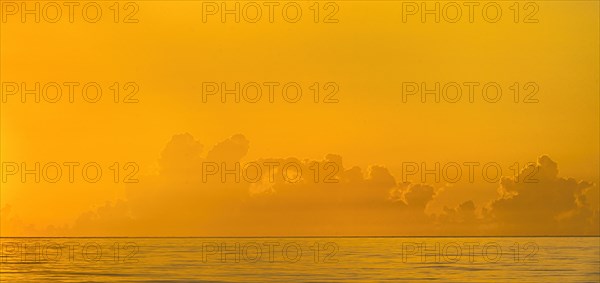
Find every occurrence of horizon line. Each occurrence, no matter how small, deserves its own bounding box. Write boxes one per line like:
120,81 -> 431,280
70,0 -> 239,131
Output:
1,235 -> 599,238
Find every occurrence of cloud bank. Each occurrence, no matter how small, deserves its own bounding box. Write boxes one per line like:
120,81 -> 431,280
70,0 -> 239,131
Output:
2,134 -> 598,236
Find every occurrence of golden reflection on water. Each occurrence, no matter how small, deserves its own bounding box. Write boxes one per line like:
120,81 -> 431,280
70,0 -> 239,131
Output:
1,237 -> 598,282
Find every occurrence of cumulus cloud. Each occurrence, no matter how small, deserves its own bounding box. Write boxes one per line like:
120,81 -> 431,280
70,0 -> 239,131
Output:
2,134 -> 598,236
71,133 -> 441,236
486,155 -> 599,235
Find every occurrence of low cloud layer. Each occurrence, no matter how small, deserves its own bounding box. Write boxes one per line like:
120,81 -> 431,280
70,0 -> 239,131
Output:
2,134 -> 598,236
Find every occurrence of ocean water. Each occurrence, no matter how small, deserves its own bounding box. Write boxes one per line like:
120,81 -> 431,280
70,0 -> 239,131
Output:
0,237 -> 598,282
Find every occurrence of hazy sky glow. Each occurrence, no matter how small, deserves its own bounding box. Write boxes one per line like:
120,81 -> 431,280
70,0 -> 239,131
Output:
1,1 -> 598,236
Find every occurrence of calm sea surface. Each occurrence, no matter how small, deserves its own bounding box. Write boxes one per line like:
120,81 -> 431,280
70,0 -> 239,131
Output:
1,237 -> 598,282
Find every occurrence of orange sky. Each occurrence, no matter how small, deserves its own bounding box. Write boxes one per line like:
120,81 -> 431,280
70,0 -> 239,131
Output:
1,1 -> 598,236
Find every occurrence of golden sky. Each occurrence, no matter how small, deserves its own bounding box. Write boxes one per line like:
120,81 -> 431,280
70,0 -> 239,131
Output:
1,1 -> 598,236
